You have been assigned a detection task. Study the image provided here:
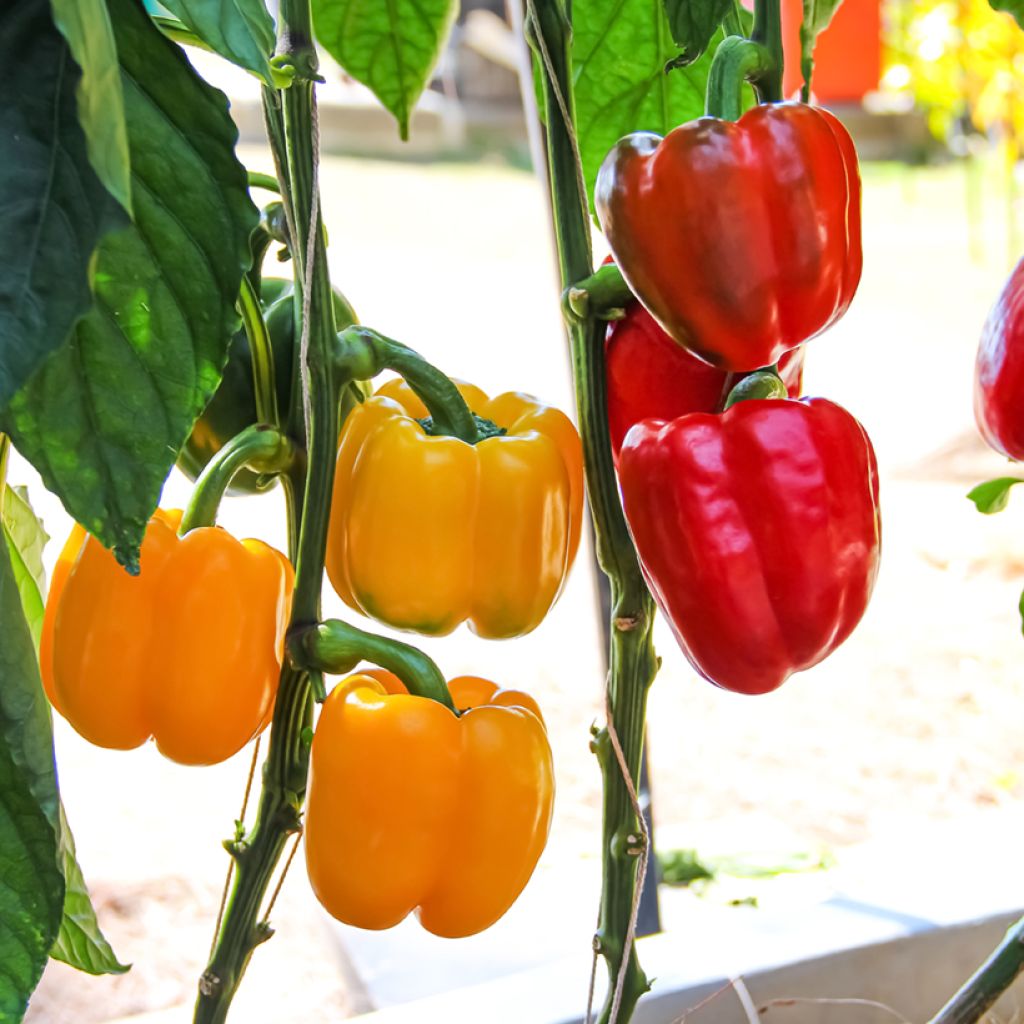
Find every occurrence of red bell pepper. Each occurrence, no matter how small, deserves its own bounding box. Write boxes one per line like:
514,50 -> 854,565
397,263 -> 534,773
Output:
975,255 -> 1024,459
606,301 -> 805,461
619,397 -> 881,695
595,103 -> 862,373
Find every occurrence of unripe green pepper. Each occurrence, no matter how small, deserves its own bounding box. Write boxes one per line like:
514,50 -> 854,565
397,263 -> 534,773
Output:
178,278 -> 366,495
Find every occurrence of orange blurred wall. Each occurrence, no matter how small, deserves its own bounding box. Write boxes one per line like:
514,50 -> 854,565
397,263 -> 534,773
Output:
781,0 -> 881,103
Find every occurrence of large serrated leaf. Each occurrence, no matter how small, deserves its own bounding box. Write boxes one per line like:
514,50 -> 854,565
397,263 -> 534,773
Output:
312,0 -> 458,140
4,0 -> 258,571
572,0 -> 749,213
0,0 -> 130,412
0,539 -> 64,1019
49,0 -> 133,213
158,0 -> 276,84
50,804 -> 129,976
2,485 -> 49,650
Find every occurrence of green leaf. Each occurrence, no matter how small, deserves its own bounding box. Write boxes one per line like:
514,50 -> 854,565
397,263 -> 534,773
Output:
157,0 -> 276,84
4,0 -> 259,571
0,539 -> 64,1019
50,803 -> 129,976
571,0 -> 750,213
990,0 -> 1024,28
0,0 -> 130,412
662,0 -> 733,65
967,477 -> 1024,515
312,0 -> 459,140
799,0 -> 845,98
49,0 -> 133,213
2,486 -> 49,650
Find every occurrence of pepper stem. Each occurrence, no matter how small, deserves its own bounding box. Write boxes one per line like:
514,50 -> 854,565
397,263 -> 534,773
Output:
291,619 -> 456,712
179,425 -> 297,534
564,262 -> 635,323
333,326 -> 482,444
723,367 -> 787,408
237,276 -> 280,428
705,36 -> 774,120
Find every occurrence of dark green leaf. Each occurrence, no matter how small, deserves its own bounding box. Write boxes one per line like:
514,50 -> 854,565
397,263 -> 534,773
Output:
2,486 -> 49,650
800,0 -> 845,97
4,0 -> 258,570
50,804 -> 129,976
991,0 -> 1024,28
572,0 -> 751,213
0,0 -> 130,412
49,0 -> 133,213
158,0 -> 276,84
967,477 -> 1024,515
0,540 -> 64,1019
663,0 -> 733,65
312,0 -> 459,140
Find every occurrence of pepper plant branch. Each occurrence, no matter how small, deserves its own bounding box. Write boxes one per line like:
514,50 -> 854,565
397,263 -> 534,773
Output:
179,426 -> 296,533
290,619 -> 457,711
564,264 -> 634,322
927,915 -> 1024,1024
0,433 -> 9,520
525,3 -> 659,1022
247,171 -> 280,194
751,0 -> 784,101
192,0 -> 336,1018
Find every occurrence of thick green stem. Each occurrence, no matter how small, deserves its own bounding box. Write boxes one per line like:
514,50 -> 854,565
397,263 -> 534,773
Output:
237,276 -> 280,428
706,36 -> 774,120
290,619 -> 456,711
526,3 -> 659,1021
180,426 -> 296,534
334,326 -> 481,443
247,171 -> 280,194
751,0 -> 784,102
192,2 -> 336,1020
564,263 -> 634,323
928,916 -> 1024,1024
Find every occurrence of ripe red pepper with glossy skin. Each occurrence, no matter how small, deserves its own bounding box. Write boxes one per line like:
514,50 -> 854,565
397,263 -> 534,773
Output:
975,255 -> 1024,459
606,301 -> 805,461
595,103 -> 862,372
619,397 -> 881,695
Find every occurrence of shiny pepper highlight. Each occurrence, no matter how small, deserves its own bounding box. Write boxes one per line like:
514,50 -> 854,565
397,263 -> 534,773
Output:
41,510 -> 294,765
305,670 -> 555,938
325,378 -> 584,638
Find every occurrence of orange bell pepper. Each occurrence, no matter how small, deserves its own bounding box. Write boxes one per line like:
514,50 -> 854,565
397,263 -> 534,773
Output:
325,377 -> 583,638
304,670 -> 554,938
40,509 -> 293,765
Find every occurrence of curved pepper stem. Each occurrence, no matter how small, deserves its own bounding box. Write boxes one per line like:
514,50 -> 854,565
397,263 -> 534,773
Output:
705,36 -> 775,121
333,325 -> 482,444
564,263 -> 635,323
180,424 -> 297,533
723,367 -> 788,409
237,276 -> 280,428
289,618 -> 457,713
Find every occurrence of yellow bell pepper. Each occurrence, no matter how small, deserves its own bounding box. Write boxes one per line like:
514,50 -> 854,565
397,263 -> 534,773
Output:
325,378 -> 583,638
304,669 -> 554,937
40,509 -> 294,765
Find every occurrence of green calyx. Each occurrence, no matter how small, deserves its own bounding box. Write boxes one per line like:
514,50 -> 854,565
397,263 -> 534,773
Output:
723,368 -> 788,409
417,415 -> 506,443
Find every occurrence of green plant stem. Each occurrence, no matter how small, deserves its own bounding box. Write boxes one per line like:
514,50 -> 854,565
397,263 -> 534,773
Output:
526,3 -> 659,1022
247,171 -> 280,194
192,2 -> 336,1020
705,37 -> 774,120
179,426 -> 296,533
928,916 -> 1024,1024
237,277 -> 280,427
0,433 -> 10,520
751,0 -> 784,101
564,263 -> 634,322
290,619 -> 456,711
333,326 -> 481,443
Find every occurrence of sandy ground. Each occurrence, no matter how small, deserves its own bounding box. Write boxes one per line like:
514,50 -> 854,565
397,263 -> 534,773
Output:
19,150 -> 1024,1021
